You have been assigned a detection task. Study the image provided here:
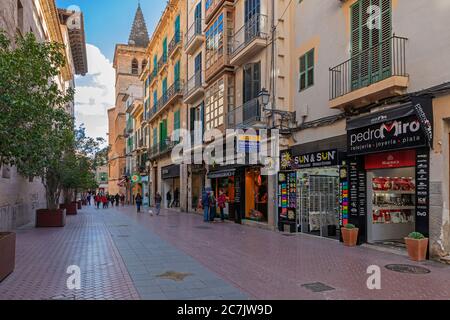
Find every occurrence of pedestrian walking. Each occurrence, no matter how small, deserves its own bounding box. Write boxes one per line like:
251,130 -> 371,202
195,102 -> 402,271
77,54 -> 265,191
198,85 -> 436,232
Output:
201,189 -> 210,223
115,193 -> 120,206
120,194 -> 125,206
209,192 -> 217,222
109,195 -> 115,207
166,190 -> 172,208
102,195 -> 108,208
174,188 -> 180,208
154,192 -> 162,216
87,194 -> 91,206
218,190 -> 227,222
135,193 -> 143,212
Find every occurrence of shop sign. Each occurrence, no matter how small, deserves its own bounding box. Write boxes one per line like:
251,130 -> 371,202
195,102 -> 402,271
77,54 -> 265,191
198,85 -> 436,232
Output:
339,163 -> 349,227
365,150 -> 416,170
207,169 -> 235,179
415,148 -> 430,238
131,174 -> 141,184
162,165 -> 180,179
237,134 -> 260,153
280,149 -> 338,170
347,101 -> 433,156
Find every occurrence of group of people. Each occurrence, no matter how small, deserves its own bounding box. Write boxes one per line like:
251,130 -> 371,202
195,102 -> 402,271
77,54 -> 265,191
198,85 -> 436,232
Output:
165,188 -> 180,208
94,193 -> 126,209
201,188 -> 227,223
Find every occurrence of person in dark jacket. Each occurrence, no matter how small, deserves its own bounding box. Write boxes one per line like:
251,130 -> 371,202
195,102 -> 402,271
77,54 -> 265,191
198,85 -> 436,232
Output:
115,193 -> 120,206
154,192 -> 162,216
201,189 -> 210,222
166,190 -> 172,208
135,193 -> 143,212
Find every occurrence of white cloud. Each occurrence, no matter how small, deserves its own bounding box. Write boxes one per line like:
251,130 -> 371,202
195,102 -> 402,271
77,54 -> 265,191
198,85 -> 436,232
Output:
74,44 -> 114,142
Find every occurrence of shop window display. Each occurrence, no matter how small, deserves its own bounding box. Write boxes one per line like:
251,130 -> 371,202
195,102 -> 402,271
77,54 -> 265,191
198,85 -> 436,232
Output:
245,168 -> 268,222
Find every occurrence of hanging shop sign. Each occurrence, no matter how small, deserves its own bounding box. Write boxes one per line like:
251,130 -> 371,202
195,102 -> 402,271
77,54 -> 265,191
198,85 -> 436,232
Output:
280,149 -> 338,170
347,100 -> 433,156
237,134 -> 260,153
131,174 -> 141,184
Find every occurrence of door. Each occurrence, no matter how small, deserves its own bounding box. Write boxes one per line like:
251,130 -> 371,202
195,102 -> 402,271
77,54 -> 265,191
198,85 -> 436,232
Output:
163,37 -> 168,61
162,78 -> 168,102
243,62 -> 261,122
244,0 -> 261,40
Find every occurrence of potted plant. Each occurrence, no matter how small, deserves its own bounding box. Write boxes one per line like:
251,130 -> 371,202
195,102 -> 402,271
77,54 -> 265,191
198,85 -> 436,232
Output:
341,223 -> 359,247
405,232 -> 429,261
0,232 -> 15,282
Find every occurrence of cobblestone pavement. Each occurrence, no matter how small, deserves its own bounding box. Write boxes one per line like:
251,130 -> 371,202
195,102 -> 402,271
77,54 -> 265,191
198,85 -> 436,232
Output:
1,204 -> 450,300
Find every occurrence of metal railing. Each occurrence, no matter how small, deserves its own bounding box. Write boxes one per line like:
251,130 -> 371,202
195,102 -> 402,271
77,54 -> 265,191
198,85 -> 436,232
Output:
184,71 -> 203,97
168,31 -> 183,57
329,35 -> 407,100
158,54 -> 168,72
154,80 -> 184,117
185,19 -> 203,49
230,14 -> 268,57
226,98 -> 261,128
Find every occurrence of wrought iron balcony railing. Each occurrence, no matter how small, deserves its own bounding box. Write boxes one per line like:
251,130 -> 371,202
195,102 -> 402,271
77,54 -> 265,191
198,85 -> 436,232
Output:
329,35 -> 407,100
158,54 -> 168,73
185,19 -> 203,49
184,71 -> 203,97
168,31 -> 182,57
226,98 -> 261,129
230,14 -> 269,57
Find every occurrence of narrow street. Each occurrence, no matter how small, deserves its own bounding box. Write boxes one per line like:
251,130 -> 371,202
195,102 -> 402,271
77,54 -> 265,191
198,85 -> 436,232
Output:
1,204 -> 449,300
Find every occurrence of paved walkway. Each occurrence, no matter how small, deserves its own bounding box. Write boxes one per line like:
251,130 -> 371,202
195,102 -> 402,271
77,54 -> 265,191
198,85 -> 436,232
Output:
1,204 -> 450,300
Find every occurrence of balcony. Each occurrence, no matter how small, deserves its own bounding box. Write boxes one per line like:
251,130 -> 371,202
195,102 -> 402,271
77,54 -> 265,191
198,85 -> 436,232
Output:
168,31 -> 183,59
158,55 -> 168,75
230,14 -> 269,66
149,68 -> 158,86
148,140 -> 178,160
184,71 -> 204,104
205,53 -> 231,82
150,80 -> 185,121
185,19 -> 204,55
329,35 -> 408,109
226,98 -> 263,129
205,0 -> 233,24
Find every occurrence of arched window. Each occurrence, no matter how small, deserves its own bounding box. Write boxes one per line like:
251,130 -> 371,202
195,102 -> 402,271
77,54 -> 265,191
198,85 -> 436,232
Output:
142,59 -> 147,71
131,58 -> 139,75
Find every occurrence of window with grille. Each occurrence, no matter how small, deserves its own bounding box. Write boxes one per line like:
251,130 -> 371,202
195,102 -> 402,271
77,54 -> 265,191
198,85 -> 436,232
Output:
205,78 -> 225,130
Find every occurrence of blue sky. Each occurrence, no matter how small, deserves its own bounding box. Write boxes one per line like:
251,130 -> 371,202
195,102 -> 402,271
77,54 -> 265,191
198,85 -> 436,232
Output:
56,0 -> 165,61
55,0 -> 167,141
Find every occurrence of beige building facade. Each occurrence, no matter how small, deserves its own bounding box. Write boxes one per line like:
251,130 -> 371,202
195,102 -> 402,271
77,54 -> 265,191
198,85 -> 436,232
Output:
0,0 -> 87,231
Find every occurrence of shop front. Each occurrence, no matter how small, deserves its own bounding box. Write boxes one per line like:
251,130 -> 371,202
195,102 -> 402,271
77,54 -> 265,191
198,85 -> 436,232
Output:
346,98 -> 433,250
208,165 -> 269,224
279,142 -> 346,240
162,164 -> 181,208
190,164 -> 206,212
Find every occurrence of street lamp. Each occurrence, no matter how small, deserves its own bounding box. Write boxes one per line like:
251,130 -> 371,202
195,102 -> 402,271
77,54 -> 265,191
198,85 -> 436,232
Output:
259,88 -> 270,110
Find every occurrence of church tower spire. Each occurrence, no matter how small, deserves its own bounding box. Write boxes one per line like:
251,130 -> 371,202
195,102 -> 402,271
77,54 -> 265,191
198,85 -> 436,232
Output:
128,3 -> 149,47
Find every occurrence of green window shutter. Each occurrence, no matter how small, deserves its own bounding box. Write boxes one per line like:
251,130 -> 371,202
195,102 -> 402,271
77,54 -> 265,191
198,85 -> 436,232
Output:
175,15 -> 180,42
299,49 -> 314,91
163,37 -> 167,61
174,110 -> 180,142
153,128 -> 157,147
351,0 -> 392,89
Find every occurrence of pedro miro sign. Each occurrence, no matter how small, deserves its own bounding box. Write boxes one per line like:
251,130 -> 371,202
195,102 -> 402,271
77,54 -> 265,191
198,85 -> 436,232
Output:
281,149 -> 338,170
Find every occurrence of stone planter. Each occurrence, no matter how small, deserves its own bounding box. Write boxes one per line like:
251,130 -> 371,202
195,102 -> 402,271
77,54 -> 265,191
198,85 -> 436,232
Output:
405,237 -> 429,261
63,202 -> 77,215
341,227 -> 359,247
36,209 -> 66,227
0,232 -> 16,282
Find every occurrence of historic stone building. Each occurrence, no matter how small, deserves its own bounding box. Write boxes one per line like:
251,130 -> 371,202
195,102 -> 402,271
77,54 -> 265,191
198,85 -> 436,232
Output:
0,0 -> 87,231
108,4 -> 149,196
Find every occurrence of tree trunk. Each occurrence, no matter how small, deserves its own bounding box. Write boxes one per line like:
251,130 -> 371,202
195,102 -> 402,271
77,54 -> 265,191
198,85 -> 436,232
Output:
43,170 -> 61,210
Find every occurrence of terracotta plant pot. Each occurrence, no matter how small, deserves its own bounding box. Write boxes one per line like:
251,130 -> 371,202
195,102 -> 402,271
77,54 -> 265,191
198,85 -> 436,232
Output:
405,237 -> 428,261
0,232 -> 16,282
36,209 -> 66,228
341,227 -> 359,247
65,202 -> 77,215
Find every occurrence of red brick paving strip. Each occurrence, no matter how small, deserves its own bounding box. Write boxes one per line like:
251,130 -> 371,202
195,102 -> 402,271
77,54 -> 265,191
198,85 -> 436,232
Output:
0,210 -> 139,300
